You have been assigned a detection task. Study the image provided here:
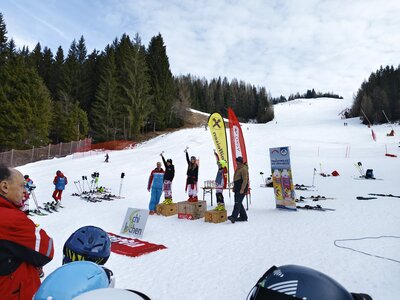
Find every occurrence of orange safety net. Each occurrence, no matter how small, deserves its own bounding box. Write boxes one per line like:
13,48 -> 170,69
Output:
91,140 -> 136,151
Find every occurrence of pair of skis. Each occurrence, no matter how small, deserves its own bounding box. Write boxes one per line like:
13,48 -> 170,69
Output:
297,204 -> 336,211
357,193 -> 400,200
299,195 -> 335,201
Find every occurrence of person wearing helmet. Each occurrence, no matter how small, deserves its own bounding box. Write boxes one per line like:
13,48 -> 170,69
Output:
63,225 -> 111,265
52,170 -> 68,207
213,150 -> 227,211
160,152 -> 175,205
22,174 -> 35,214
184,148 -> 199,202
248,264 -> 372,300
33,261 -> 110,300
62,225 -> 115,288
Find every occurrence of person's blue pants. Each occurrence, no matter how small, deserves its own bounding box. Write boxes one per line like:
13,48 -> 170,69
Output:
149,187 -> 163,211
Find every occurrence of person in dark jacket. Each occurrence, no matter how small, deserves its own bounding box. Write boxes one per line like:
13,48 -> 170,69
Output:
160,153 -> 175,204
147,162 -> 164,214
214,150 -> 227,211
228,156 -> 249,223
0,164 -> 54,300
52,170 -> 68,206
185,149 -> 199,202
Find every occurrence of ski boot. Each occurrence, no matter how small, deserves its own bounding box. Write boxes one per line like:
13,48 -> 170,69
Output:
163,198 -> 173,205
188,196 -> 198,202
214,203 -> 226,211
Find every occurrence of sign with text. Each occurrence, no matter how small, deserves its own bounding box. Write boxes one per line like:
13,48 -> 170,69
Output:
120,208 -> 149,238
269,147 -> 296,210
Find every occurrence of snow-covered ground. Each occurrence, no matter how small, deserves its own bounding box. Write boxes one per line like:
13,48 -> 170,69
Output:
19,98 -> 400,299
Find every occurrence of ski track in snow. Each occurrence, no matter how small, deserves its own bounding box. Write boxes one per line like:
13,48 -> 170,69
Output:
19,97 -> 400,299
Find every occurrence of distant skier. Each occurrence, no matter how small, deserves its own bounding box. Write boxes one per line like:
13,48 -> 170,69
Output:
52,170 -> 68,206
160,153 -> 175,204
104,153 -> 109,163
147,162 -> 164,215
213,150 -> 227,211
185,148 -> 199,202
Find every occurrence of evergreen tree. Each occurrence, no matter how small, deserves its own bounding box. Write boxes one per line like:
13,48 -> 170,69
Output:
146,33 -> 176,130
0,61 -> 52,150
91,48 -> 119,141
50,91 -> 88,142
0,12 -> 7,65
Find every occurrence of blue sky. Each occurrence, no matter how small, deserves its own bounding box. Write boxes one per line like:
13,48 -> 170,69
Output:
2,0 -> 400,99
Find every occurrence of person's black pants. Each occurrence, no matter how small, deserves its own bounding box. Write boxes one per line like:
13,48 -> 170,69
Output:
231,192 -> 247,220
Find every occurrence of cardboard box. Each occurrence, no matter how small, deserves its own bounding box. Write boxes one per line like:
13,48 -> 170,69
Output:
156,203 -> 177,216
177,201 -> 207,220
204,210 -> 227,223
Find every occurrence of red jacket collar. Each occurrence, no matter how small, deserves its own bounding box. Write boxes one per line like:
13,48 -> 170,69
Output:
0,194 -> 19,209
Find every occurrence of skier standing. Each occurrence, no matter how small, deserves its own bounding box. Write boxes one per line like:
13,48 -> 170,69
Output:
53,170 -> 68,206
22,174 -> 35,214
228,156 -> 249,223
214,150 -> 227,211
147,162 -> 164,215
185,149 -> 199,202
160,153 -> 175,204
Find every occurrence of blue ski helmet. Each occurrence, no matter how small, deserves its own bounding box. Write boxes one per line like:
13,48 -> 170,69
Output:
63,225 -> 111,265
73,288 -> 150,300
248,265 -> 355,300
33,261 -> 109,300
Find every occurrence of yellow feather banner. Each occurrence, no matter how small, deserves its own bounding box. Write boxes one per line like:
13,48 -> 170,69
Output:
208,112 -> 230,180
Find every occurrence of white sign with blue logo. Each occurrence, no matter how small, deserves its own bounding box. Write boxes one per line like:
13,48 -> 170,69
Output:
120,208 -> 149,238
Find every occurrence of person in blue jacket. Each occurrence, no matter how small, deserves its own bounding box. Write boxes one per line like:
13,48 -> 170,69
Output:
147,162 -> 164,215
53,170 -> 68,206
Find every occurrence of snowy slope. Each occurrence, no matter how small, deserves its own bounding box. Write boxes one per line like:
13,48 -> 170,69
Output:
19,97 -> 400,299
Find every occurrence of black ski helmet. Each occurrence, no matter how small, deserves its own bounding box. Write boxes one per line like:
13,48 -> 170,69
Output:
248,265 -> 355,300
63,226 -> 111,265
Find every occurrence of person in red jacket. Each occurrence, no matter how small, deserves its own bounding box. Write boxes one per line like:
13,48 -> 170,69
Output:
52,170 -> 68,205
0,164 -> 54,300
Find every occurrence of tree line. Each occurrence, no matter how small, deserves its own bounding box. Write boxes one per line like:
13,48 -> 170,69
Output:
178,75 -> 274,122
0,12 -> 275,151
350,65 -> 400,124
270,89 -> 343,104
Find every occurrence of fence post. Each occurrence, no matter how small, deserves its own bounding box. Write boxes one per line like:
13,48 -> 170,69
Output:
59,142 -> 62,157
31,146 -> 35,162
70,141 -> 73,155
11,149 -> 14,167
48,144 -> 51,158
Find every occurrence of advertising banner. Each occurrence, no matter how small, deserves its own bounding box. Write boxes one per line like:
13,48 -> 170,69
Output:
108,232 -> 166,257
228,108 -> 248,171
120,208 -> 149,238
269,147 -> 296,210
208,112 -> 230,170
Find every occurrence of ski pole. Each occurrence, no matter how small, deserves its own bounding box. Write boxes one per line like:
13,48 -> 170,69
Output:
260,172 -> 265,184
357,162 -> 364,176
81,176 -> 86,192
312,168 -> 316,187
30,190 -> 40,210
118,172 -> 125,198
74,181 -> 82,194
